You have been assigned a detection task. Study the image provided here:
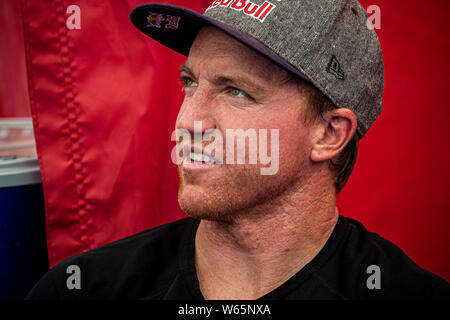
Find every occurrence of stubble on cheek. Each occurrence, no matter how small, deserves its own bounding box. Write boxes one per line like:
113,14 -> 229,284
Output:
177,160 -> 301,222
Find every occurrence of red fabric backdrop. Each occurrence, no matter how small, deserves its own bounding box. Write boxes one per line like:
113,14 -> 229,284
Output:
1,0 -> 448,282
339,0 -> 450,282
0,1 -> 30,117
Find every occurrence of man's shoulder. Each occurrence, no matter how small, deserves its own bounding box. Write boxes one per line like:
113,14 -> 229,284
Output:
26,217 -> 198,299
61,216 -> 196,265
332,216 -> 450,299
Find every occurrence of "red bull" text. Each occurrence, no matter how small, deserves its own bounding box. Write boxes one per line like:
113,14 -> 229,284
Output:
206,0 -> 276,22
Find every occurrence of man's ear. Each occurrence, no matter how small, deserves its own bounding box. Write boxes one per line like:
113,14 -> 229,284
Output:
310,108 -> 357,162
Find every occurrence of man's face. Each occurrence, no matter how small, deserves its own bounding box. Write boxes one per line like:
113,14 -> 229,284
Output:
176,27 -> 315,222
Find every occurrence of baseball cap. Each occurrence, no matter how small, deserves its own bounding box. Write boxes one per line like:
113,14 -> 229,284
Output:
130,0 -> 384,138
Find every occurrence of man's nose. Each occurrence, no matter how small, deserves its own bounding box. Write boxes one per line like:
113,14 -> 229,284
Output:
176,88 -> 216,134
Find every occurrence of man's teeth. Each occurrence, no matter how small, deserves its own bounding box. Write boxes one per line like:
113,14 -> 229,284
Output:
189,152 -> 214,163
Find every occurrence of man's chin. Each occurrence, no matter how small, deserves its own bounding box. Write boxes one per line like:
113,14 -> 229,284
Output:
178,194 -> 235,222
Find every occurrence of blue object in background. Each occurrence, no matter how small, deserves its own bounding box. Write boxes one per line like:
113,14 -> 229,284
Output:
0,155 -> 48,300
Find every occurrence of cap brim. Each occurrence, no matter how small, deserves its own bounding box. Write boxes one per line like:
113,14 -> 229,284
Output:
130,3 -> 310,83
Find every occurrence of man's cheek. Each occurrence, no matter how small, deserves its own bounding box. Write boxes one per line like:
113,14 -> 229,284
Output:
259,129 -> 279,176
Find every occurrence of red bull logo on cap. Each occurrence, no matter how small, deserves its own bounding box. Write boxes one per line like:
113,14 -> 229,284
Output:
206,0 -> 277,22
146,12 -> 181,29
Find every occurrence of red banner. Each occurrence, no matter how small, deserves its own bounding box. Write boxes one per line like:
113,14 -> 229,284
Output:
19,0 -> 210,267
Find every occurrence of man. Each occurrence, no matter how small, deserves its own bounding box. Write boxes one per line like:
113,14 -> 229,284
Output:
27,0 -> 449,299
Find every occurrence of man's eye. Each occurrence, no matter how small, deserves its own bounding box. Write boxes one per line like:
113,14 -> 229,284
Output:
230,88 -> 247,98
182,77 -> 198,87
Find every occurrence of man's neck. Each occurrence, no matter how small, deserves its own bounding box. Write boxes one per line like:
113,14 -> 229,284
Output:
194,181 -> 339,300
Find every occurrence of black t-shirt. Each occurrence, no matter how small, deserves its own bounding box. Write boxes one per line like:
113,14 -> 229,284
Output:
26,215 -> 450,300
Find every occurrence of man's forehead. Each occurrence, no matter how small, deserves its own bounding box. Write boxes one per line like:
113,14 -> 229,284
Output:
183,27 -> 292,84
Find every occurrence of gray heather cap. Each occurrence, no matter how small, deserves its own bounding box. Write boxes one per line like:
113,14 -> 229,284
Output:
130,0 -> 384,138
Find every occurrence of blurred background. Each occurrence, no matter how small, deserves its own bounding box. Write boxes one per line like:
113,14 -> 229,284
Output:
0,0 -> 449,299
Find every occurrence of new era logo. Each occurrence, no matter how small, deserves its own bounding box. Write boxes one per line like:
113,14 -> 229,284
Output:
326,55 -> 345,80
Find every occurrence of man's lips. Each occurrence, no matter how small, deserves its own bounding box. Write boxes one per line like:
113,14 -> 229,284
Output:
181,144 -> 222,164
180,144 -> 223,172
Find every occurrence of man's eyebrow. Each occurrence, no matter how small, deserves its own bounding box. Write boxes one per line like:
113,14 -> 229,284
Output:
214,76 -> 265,94
178,63 -> 266,94
179,63 -> 193,76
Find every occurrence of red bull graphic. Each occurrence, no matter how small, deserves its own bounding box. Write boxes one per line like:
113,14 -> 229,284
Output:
146,12 -> 181,29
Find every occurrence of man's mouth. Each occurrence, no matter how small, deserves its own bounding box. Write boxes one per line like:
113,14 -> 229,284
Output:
181,145 -> 221,171
188,151 -> 216,164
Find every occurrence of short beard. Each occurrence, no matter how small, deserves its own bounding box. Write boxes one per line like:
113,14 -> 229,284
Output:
177,164 -> 301,223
